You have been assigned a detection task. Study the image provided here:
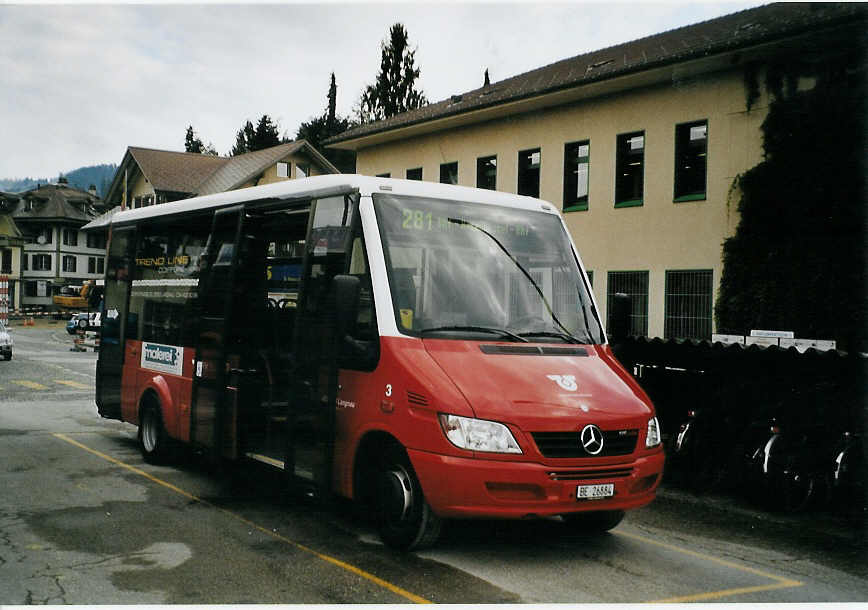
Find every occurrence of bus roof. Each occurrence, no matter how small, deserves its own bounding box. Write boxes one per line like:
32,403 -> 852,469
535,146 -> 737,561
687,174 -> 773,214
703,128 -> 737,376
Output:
83,174 -> 559,230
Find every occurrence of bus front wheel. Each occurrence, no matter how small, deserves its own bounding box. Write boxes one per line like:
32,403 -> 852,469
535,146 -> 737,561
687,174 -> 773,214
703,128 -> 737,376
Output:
139,399 -> 172,464
375,447 -> 442,551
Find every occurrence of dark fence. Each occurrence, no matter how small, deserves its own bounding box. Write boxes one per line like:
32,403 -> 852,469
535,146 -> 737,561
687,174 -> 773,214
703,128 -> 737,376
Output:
612,337 -> 867,516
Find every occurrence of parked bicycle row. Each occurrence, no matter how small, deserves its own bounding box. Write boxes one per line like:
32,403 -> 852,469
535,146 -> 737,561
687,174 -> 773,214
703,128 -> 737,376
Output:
610,337 -> 866,529
668,407 -> 864,523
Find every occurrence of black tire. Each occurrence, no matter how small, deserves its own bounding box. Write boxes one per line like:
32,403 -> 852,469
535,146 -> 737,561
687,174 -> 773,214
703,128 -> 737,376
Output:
562,510 -> 625,532
138,400 -> 172,464
77,318 -> 88,329
777,469 -> 816,513
375,446 -> 442,551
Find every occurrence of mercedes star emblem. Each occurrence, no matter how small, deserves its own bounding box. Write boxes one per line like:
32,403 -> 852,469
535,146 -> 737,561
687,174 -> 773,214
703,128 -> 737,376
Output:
580,424 -> 604,455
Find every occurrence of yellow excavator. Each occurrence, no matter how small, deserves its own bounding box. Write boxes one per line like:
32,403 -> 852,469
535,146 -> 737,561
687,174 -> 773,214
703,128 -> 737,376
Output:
53,281 -> 96,310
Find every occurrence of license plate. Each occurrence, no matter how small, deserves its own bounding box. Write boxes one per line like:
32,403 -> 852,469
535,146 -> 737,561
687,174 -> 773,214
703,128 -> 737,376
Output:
577,483 -> 614,500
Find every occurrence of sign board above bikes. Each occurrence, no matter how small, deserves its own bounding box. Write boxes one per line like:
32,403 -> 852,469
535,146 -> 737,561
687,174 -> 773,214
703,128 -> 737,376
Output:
712,333 -> 836,353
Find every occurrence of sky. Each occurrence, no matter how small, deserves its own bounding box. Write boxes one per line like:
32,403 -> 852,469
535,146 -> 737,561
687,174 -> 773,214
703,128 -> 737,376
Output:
0,1 -> 766,180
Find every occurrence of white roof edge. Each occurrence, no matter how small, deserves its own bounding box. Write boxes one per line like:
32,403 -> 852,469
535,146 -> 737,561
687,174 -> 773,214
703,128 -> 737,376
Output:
83,174 -> 559,230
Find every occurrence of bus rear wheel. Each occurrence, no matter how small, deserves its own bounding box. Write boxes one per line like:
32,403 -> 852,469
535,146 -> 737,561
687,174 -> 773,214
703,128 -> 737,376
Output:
375,447 -> 442,551
139,399 -> 172,464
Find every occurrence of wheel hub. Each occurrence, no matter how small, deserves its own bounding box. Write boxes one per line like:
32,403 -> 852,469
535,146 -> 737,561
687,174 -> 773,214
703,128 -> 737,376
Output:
382,466 -> 413,523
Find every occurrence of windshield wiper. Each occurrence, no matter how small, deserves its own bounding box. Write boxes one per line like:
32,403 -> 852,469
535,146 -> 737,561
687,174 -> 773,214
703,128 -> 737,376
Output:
448,217 -> 579,341
518,330 -> 587,344
420,325 -> 529,342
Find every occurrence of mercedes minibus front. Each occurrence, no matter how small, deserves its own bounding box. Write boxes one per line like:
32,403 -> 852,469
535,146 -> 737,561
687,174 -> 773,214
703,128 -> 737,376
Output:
345,182 -> 664,549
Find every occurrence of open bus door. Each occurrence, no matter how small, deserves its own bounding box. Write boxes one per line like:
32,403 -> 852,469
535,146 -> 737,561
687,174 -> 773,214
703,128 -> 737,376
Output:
287,194 -> 359,498
96,226 -> 135,420
190,205 -> 245,459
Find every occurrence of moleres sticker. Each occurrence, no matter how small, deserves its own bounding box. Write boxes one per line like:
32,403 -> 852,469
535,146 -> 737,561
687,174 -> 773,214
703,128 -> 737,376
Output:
141,342 -> 184,376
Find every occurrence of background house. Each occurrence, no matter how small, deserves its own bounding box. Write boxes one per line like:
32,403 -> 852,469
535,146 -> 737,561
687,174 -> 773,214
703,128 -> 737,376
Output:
8,178 -> 106,309
103,140 -> 339,210
327,3 -> 865,341
0,192 -> 25,313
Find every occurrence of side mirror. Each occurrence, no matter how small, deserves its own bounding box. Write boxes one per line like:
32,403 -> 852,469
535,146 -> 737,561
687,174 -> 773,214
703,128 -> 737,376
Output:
608,292 -> 632,343
333,274 -> 360,340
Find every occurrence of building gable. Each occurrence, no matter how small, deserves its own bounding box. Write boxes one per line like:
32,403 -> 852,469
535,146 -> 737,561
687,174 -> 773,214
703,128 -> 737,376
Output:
105,141 -> 339,206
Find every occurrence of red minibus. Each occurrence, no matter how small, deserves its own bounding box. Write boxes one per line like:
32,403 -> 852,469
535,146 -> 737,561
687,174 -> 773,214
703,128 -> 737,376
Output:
91,175 -> 664,549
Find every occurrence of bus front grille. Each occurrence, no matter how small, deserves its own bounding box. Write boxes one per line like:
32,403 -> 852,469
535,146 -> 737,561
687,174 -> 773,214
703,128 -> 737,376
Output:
531,429 -> 639,458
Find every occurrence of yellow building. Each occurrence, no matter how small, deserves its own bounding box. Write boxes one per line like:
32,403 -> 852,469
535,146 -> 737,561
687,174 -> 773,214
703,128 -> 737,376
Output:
104,140 -> 339,210
327,3 -> 864,340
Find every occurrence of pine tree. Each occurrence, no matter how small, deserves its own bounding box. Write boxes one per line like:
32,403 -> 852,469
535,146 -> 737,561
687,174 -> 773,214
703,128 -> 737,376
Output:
185,125 -> 203,153
184,125 -> 217,155
297,73 -> 356,173
327,72 -> 337,132
231,122 -> 252,156
250,115 -> 281,151
358,23 -> 427,123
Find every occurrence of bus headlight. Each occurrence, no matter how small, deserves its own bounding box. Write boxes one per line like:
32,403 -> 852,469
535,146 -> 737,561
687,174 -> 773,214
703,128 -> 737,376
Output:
438,414 -> 522,454
646,416 -> 661,448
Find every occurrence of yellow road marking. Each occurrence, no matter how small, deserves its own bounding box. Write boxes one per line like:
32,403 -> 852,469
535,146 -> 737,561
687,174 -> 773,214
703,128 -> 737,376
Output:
54,380 -> 91,389
52,433 -> 430,604
615,529 -> 803,603
651,581 -> 803,604
11,380 -> 49,390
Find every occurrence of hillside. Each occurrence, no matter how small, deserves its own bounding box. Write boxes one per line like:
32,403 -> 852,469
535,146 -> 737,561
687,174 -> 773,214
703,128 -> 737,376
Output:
0,164 -> 117,198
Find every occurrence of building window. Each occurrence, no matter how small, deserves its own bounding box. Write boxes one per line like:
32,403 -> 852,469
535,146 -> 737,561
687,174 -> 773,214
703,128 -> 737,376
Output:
22,254 -> 28,271
296,164 -> 309,179
86,233 -> 106,249
440,162 -> 458,185
98,258 -> 105,274
25,281 -> 37,297
63,228 -> 78,246
665,269 -> 713,340
276,161 -> 288,178
615,132 -> 645,207
38,228 -> 52,245
62,255 -> 77,273
563,141 -> 590,212
518,148 -> 541,197
88,257 -> 96,274
674,120 -> 708,201
376,173 -> 391,178
1,249 -> 10,274
33,254 -> 51,271
476,155 -> 497,190
607,270 -> 649,337
406,167 -> 423,181
134,195 -> 154,208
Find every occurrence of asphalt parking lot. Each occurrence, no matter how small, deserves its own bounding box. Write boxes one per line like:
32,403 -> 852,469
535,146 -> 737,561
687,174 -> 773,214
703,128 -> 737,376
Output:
1,321 -> 866,604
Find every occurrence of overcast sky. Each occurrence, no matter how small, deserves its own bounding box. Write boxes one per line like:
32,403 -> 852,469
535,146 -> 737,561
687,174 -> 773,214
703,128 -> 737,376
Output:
0,1 -> 765,179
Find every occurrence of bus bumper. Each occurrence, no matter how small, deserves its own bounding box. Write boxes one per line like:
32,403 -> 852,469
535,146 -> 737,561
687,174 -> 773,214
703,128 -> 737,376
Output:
408,448 -> 665,519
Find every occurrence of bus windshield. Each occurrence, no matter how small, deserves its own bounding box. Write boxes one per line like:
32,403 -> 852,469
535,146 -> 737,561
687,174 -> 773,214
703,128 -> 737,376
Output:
373,193 -> 602,343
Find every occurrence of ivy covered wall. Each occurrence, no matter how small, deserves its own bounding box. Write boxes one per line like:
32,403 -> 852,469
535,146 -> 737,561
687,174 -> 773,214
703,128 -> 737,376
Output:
716,45 -> 867,352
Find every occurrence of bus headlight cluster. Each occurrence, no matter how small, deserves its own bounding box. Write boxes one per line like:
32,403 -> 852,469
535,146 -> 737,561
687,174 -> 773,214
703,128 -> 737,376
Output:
438,414 -> 522,454
646,416 -> 662,448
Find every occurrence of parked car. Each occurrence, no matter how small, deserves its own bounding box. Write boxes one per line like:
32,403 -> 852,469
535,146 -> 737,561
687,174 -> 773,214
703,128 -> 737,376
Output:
66,312 -> 101,334
0,320 -> 12,361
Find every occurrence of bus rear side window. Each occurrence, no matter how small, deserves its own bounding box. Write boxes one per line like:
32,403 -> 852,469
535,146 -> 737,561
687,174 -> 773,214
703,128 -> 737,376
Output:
129,220 -> 210,347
